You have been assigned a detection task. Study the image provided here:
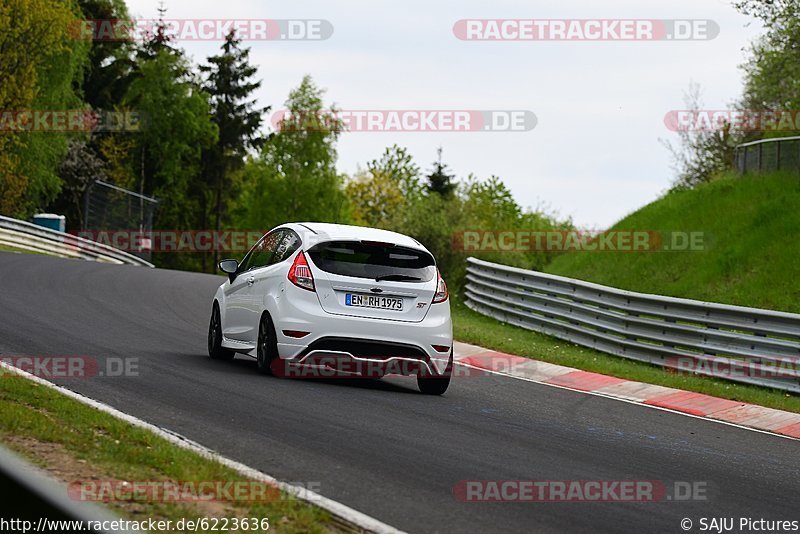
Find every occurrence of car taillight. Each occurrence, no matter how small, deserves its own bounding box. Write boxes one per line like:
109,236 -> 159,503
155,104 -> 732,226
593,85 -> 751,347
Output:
288,250 -> 315,291
432,268 -> 448,303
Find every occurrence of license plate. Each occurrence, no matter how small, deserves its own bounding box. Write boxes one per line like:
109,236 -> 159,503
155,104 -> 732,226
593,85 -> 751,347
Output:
345,293 -> 403,311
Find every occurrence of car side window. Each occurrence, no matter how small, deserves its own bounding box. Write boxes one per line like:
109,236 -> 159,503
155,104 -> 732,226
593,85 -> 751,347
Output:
246,230 -> 284,272
239,231 -> 280,273
239,240 -> 259,273
273,230 -> 301,263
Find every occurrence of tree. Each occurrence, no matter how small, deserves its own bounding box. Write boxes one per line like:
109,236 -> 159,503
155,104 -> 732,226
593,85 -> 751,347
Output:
733,0 -> 799,28
394,190 -> 466,288
739,9 -> 800,120
731,0 -> 800,148
0,0 -> 89,217
346,169 -> 405,228
124,47 -> 217,255
367,145 -> 422,197
50,140 -> 108,229
236,76 -> 347,231
344,144 -> 422,229
77,0 -> 136,111
135,0 -> 177,62
460,174 -> 523,229
426,147 -> 457,197
201,30 -> 268,269
661,84 -> 740,189
125,47 -> 217,272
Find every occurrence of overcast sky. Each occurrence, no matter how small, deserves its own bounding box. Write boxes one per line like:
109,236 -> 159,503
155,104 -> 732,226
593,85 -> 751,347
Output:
126,0 -> 764,228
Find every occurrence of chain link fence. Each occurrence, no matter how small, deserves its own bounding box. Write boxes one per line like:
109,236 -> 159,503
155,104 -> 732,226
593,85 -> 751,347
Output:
734,136 -> 800,174
83,180 -> 158,262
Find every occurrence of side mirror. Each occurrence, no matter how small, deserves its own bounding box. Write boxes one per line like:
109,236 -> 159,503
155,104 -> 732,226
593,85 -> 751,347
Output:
218,259 -> 239,282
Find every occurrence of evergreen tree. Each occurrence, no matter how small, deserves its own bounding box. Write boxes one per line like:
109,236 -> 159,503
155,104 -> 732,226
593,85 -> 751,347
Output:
77,0 -> 136,111
426,147 -> 456,197
200,29 -> 267,269
136,0 -> 177,62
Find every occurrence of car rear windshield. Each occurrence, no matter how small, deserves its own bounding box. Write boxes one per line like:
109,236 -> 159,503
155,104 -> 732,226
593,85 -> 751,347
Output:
307,240 -> 436,282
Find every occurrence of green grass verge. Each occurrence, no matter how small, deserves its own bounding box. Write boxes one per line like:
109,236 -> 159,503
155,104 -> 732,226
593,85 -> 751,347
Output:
544,171 -> 800,313
0,244 -> 49,255
0,373 -> 341,533
451,298 -> 800,413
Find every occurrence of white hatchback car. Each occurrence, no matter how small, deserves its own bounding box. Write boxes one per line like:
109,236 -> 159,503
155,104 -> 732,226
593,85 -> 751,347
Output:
208,222 -> 453,394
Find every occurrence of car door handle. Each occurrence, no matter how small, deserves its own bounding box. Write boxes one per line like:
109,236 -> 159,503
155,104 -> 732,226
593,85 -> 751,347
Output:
247,276 -> 255,286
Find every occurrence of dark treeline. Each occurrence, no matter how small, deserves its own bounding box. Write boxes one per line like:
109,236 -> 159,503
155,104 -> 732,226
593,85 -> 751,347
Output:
0,0 -> 572,289
8,2 -> 788,286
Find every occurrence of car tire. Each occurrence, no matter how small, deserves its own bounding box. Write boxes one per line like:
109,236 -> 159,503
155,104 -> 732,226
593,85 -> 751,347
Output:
417,351 -> 453,395
257,314 -> 283,376
208,304 -> 235,361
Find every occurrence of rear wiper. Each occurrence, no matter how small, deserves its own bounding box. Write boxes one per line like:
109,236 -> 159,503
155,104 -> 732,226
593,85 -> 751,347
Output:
375,274 -> 422,282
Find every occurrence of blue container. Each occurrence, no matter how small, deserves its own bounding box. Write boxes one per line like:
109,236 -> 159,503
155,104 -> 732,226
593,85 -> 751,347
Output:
32,213 -> 66,233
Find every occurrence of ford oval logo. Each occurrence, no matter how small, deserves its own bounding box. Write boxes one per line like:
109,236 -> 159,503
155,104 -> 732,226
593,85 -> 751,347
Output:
370,287 -> 383,293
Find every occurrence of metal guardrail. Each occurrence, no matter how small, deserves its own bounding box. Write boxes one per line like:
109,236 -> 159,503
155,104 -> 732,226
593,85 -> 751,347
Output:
734,136 -> 800,174
0,215 -> 153,267
0,444 -> 135,533
464,257 -> 800,393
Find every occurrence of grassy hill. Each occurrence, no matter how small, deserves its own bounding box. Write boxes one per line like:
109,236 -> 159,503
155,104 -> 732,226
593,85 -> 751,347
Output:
544,171 -> 800,313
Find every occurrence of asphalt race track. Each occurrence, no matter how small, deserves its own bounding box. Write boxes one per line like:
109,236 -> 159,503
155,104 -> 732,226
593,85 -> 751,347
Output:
0,252 -> 798,533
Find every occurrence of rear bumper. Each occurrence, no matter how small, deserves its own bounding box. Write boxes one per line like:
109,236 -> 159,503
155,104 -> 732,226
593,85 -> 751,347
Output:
289,337 -> 441,376
273,283 -> 452,374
